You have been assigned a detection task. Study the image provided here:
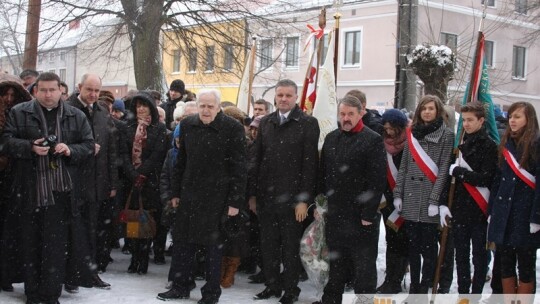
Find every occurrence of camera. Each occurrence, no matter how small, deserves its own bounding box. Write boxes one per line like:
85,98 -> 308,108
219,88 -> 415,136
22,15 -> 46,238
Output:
40,135 -> 58,149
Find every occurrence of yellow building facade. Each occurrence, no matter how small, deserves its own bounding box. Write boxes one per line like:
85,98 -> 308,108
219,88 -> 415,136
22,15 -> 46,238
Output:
162,20 -> 247,103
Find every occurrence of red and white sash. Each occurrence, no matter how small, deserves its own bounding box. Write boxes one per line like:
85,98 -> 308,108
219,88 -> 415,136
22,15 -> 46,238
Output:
406,128 -> 438,183
385,152 -> 404,229
458,155 -> 489,216
502,147 -> 536,189
386,152 -> 398,191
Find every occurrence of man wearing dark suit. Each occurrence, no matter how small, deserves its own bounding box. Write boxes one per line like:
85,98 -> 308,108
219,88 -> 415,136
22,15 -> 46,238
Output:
66,74 -> 118,290
249,79 -> 320,304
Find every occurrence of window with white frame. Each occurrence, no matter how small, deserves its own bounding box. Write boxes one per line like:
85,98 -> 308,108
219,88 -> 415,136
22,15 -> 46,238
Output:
484,40 -> 494,67
223,44 -> 233,71
60,51 -> 66,61
59,68 -> 66,81
440,32 -> 458,53
172,50 -> 181,72
49,52 -> 55,62
317,34 -> 329,66
512,46 -> 526,79
344,30 -> 361,66
188,48 -> 197,72
205,46 -> 215,71
259,39 -> 273,70
285,36 -> 299,67
515,0 -> 527,14
481,0 -> 495,7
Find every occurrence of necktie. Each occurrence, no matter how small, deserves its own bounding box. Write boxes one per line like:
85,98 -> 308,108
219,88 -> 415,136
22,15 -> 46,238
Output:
280,114 -> 286,125
87,105 -> 93,117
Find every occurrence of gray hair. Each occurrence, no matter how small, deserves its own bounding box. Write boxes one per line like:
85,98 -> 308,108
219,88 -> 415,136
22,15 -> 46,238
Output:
338,95 -> 362,112
80,73 -> 102,86
275,79 -> 298,94
197,89 -> 221,106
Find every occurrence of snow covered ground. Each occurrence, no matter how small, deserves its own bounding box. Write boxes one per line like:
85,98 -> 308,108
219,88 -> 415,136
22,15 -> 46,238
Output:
1,221 -> 539,304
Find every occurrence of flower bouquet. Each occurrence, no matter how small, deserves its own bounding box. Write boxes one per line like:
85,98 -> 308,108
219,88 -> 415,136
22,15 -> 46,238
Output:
300,194 -> 329,298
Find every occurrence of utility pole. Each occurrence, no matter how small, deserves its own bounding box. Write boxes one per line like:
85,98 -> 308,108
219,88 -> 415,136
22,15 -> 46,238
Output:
395,0 -> 418,111
23,0 -> 41,70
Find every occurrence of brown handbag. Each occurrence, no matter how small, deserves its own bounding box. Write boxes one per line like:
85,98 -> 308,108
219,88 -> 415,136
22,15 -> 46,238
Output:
119,189 -> 157,239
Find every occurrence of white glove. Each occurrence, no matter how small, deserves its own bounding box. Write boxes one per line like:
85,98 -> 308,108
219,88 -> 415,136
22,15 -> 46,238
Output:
428,204 -> 439,217
530,223 -> 540,234
393,198 -> 402,212
439,205 -> 452,227
449,164 -> 459,175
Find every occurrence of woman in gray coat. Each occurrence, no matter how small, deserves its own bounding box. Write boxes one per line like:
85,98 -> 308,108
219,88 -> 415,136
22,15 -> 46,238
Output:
393,95 -> 454,296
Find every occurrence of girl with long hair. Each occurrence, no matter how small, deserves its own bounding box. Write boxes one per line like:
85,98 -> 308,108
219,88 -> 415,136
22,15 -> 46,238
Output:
393,95 -> 454,299
488,101 -> 540,304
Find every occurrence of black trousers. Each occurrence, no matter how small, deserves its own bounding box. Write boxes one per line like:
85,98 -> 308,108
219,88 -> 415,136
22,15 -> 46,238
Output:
95,199 -> 115,270
259,206 -> 303,295
152,207 -> 168,258
322,223 -> 379,304
404,221 -> 439,293
22,192 -> 70,303
453,220 -> 488,294
170,242 -> 222,300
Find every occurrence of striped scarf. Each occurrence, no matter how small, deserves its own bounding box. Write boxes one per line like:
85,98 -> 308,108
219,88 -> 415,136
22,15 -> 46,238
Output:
35,101 -> 72,207
132,116 -> 151,169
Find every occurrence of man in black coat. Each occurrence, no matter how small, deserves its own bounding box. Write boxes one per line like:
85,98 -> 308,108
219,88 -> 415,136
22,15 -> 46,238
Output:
448,101 -> 498,299
157,89 -> 247,304
2,72 -> 95,304
66,73 -> 118,289
249,79 -> 320,304
314,95 -> 386,304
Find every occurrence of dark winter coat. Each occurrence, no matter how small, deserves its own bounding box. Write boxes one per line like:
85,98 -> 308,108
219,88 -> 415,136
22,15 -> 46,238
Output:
488,138 -> 540,248
249,105 -> 319,211
2,100 -> 94,213
362,108 -> 384,136
120,94 -> 168,210
66,94 -> 119,202
319,125 -> 386,247
450,128 -> 498,224
393,124 -> 454,224
171,111 -> 247,245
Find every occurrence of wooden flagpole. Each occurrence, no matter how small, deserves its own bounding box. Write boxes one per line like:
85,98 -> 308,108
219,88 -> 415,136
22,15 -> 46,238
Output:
247,37 -> 257,114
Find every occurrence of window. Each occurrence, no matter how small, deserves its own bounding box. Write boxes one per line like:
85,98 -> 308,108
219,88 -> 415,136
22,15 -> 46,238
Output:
481,0 -> 495,7
285,36 -> 299,67
49,52 -> 55,62
484,40 -> 494,67
60,51 -> 66,61
188,48 -> 197,72
205,46 -> 215,71
440,32 -> 458,53
515,0 -> 527,14
223,44 -> 233,71
318,34 -> 330,65
38,54 -> 43,63
344,30 -> 361,66
259,39 -> 273,70
512,46 -> 526,79
59,69 -> 66,81
172,50 -> 181,72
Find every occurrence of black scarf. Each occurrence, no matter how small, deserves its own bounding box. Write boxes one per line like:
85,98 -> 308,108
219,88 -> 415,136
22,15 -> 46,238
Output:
412,116 -> 443,140
35,101 -> 72,207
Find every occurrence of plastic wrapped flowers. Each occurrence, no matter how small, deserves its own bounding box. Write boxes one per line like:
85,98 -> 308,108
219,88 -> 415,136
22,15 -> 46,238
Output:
300,194 -> 329,298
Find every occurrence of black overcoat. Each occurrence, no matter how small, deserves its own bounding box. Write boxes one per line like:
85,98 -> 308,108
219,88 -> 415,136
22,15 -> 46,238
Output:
171,111 -> 247,245
319,125 -> 386,247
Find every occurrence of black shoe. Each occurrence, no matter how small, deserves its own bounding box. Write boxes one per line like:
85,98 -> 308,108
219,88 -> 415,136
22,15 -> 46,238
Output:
127,260 -> 138,273
279,293 -> 299,304
254,287 -> 282,300
92,274 -> 111,289
1,283 -> 14,292
154,255 -> 166,265
248,271 -> 265,284
376,281 -> 402,294
197,296 -> 218,304
157,288 -> 189,301
64,284 -> 79,294
122,245 -> 130,255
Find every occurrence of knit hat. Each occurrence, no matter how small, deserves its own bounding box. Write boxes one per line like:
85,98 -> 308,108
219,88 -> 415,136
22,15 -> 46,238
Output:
250,115 -> 264,128
169,79 -> 185,94
382,109 -> 408,128
112,99 -> 125,113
